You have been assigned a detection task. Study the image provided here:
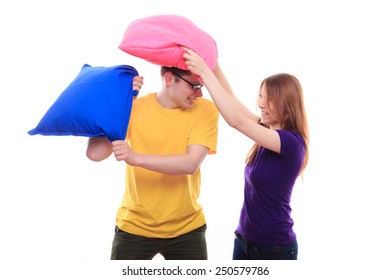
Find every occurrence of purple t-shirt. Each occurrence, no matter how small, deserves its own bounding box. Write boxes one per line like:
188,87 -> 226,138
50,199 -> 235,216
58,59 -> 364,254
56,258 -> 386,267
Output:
236,130 -> 305,245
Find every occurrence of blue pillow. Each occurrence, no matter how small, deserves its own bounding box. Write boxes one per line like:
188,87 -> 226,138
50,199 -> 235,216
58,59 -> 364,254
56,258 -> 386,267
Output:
28,64 -> 139,142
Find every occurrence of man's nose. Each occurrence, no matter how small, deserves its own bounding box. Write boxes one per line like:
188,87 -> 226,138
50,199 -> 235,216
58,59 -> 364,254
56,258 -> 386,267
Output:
194,89 -> 203,97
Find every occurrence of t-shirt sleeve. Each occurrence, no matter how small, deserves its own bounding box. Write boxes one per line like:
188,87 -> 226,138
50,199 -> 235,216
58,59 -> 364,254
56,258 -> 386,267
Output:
276,129 -> 306,161
187,100 -> 219,154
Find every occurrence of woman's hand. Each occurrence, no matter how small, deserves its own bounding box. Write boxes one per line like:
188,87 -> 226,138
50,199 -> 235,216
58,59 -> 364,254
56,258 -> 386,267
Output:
181,47 -> 210,76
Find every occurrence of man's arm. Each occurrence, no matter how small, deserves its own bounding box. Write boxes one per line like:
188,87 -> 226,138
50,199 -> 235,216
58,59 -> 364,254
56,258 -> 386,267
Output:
112,141 -> 209,175
86,137 -> 113,162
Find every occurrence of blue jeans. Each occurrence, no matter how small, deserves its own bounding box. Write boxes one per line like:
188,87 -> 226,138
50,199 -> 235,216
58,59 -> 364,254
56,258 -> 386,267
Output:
233,232 -> 298,260
110,224 -> 207,260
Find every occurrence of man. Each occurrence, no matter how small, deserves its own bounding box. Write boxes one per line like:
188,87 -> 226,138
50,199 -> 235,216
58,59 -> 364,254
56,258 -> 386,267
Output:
86,66 -> 219,260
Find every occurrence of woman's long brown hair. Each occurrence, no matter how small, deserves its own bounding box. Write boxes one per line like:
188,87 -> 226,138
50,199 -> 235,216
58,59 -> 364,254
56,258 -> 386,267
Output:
245,73 -> 309,175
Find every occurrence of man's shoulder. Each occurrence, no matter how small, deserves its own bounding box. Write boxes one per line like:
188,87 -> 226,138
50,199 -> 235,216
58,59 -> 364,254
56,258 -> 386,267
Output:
196,97 -> 217,110
133,92 -> 155,105
134,92 -> 154,100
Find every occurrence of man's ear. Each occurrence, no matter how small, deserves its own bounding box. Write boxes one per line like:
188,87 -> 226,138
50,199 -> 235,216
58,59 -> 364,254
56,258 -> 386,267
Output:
164,72 -> 175,87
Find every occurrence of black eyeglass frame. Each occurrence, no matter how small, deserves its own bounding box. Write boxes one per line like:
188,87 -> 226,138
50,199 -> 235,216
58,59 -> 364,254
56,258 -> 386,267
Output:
172,73 -> 204,91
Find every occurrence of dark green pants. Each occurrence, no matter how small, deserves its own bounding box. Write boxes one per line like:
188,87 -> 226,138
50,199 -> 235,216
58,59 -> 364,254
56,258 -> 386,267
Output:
110,224 -> 207,260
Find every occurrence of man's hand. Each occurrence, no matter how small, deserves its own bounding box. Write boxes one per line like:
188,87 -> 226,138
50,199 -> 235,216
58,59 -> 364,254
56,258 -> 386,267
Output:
133,76 -> 144,93
112,140 -> 137,165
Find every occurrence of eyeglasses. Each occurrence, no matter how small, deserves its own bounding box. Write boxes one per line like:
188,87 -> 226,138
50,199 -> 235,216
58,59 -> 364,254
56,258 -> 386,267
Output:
173,73 -> 204,91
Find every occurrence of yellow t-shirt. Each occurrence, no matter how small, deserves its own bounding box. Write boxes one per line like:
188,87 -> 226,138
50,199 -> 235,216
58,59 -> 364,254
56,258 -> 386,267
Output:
116,93 -> 219,238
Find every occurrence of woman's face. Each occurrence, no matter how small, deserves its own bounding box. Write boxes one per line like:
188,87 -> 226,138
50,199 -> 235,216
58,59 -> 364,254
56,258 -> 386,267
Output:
258,84 -> 282,129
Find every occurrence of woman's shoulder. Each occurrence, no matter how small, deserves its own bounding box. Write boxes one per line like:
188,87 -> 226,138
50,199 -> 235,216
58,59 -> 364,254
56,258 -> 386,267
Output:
276,130 -> 305,154
277,130 -> 303,141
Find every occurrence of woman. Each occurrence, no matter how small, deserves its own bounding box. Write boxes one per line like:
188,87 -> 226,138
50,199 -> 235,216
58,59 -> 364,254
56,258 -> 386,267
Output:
183,48 -> 309,260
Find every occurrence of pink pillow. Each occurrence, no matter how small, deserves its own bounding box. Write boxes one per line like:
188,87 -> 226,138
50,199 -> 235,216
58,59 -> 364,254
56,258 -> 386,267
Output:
118,15 -> 218,70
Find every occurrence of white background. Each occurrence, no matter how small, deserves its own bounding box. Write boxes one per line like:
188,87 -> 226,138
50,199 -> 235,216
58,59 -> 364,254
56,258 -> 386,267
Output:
1,0 -> 389,279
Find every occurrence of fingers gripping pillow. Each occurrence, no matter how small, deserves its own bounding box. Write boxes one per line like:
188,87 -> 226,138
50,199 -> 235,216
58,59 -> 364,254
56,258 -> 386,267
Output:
28,64 -> 139,142
118,15 -> 218,70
